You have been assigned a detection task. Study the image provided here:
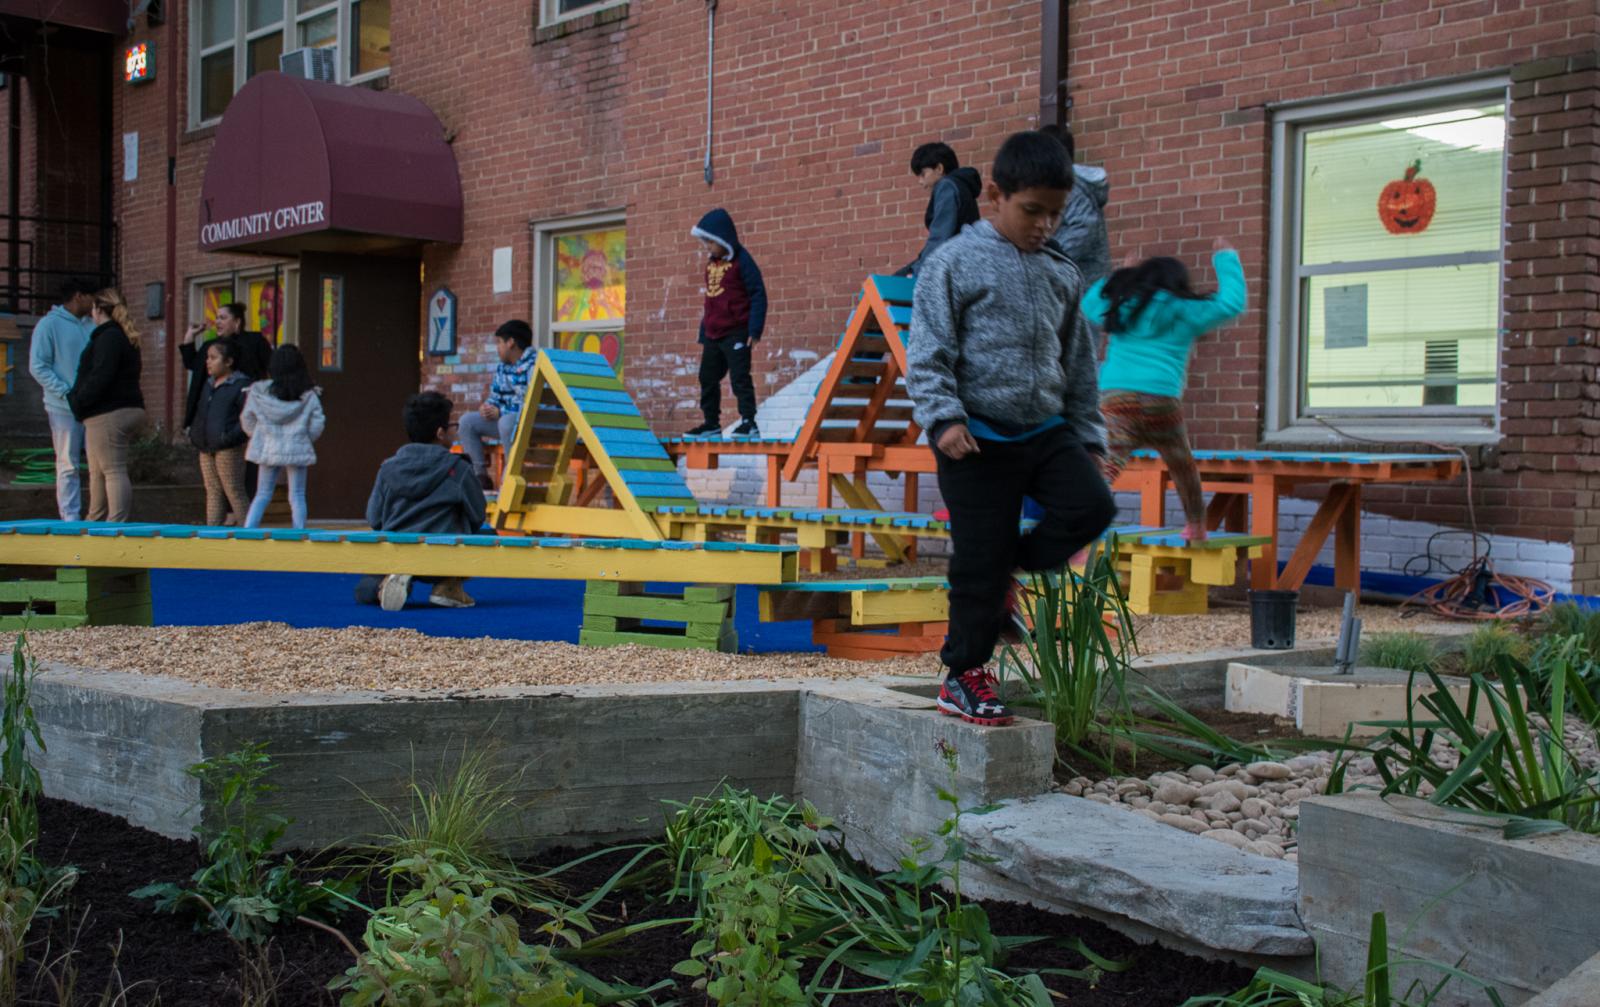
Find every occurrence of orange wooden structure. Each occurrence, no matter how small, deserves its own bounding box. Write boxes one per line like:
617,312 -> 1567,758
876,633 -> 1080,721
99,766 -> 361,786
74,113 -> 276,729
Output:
1115,449 -> 1462,597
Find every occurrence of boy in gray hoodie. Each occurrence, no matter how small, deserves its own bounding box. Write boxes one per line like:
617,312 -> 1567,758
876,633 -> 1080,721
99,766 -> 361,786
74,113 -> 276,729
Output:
907,131 -> 1117,727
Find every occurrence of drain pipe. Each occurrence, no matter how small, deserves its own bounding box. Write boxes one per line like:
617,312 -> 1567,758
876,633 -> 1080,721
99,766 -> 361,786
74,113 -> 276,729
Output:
703,0 -> 717,186
1334,592 -> 1361,675
162,4 -> 177,434
1039,0 -> 1069,129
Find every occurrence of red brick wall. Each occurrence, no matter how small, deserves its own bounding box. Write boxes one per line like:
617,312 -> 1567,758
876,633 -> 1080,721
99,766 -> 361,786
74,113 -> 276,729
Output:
1069,0 -> 1599,580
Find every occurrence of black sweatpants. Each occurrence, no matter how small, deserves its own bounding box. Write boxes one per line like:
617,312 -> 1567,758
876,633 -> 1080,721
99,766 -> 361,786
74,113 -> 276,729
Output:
698,337 -> 757,424
935,426 -> 1118,673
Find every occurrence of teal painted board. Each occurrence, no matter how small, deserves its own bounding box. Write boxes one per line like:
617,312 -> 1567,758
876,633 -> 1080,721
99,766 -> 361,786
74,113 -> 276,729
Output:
887,304 -> 913,328
870,274 -> 916,304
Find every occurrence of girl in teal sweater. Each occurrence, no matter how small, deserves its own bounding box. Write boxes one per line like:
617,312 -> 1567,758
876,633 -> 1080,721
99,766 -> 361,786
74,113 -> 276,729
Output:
1082,238 -> 1247,542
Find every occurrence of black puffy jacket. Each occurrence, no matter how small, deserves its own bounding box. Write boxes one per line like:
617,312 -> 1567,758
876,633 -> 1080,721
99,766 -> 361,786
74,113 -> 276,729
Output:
189,370 -> 250,453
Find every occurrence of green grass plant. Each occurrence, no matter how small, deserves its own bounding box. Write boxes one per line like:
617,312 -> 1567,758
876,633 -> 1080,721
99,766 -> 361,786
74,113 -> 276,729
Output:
1361,632 -> 1437,675
1458,623 -> 1528,678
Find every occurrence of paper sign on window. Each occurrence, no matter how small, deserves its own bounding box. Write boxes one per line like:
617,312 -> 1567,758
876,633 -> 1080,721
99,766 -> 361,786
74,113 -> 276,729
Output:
1323,284 -> 1369,350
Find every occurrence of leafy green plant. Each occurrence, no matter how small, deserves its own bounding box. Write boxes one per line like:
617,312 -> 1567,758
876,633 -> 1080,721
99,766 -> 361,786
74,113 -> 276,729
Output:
1361,633 -> 1437,675
673,848 -> 808,1006
1529,614 -> 1600,719
133,743 -> 352,942
1000,548 -> 1140,766
1181,912 -> 1505,1006
1538,602 -> 1600,654
1459,623 -> 1528,678
1365,657 -> 1600,837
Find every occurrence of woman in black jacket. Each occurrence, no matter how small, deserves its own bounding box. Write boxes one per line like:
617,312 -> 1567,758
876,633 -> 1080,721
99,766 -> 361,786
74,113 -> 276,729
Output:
190,336 -> 252,526
67,288 -> 146,522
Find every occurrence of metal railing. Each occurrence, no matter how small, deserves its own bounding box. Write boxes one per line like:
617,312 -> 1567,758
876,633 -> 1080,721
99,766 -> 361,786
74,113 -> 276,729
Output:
0,213 -> 118,315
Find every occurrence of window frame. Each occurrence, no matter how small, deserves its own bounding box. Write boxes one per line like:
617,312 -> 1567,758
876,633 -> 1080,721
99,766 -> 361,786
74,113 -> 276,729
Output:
1264,75 -> 1510,447
187,265 -> 298,347
188,0 -> 390,130
531,210 -> 626,351
538,0 -> 627,29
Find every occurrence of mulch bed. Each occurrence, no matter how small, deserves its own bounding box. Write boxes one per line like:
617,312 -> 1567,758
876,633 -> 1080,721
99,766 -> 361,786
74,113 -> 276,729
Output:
20,796 -> 1255,1006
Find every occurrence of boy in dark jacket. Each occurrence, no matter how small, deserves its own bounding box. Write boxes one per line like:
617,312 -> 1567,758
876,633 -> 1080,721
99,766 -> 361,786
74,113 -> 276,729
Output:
906,131 -> 1117,727
356,392 -> 488,611
897,142 -> 983,278
686,208 -> 766,438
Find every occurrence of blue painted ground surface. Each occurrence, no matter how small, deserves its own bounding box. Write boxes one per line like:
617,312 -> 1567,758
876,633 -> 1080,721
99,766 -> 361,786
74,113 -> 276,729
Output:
148,570 -> 822,652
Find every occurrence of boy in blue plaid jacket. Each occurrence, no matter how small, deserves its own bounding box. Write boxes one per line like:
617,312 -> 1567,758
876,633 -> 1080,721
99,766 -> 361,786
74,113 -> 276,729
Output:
458,319 -> 536,489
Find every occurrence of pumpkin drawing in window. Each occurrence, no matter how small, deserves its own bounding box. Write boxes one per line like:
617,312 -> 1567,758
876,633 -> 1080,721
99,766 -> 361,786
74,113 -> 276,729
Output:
1377,159 -> 1437,235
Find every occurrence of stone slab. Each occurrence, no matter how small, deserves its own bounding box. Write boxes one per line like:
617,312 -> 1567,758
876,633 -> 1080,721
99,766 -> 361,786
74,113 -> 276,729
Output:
1300,793 -> 1600,1006
1226,663 -> 1489,738
1526,950 -> 1600,1007
958,793 -> 1311,957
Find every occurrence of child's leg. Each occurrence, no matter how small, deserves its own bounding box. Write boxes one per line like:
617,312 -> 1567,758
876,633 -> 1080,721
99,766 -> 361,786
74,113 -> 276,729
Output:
726,339 -> 758,422
286,465 -> 309,529
198,452 -> 225,526
1139,398 -> 1204,532
243,465 -> 280,528
457,411 -> 495,475
216,447 -> 251,522
698,341 -> 728,425
935,440 -> 1029,672
1017,427 -> 1118,573
1097,391 -> 1145,486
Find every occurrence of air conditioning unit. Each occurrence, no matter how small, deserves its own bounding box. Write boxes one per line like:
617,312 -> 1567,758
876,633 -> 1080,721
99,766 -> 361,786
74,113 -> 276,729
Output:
280,47 -> 336,83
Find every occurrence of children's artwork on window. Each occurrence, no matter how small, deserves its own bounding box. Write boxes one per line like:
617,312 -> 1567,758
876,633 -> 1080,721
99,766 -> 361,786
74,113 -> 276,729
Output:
558,329 -> 624,376
320,275 -> 343,371
553,229 -> 625,323
247,278 -> 282,345
199,282 -> 233,339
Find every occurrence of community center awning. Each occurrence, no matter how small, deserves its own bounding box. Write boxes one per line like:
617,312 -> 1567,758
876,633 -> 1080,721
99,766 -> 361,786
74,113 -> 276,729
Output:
198,72 -> 462,254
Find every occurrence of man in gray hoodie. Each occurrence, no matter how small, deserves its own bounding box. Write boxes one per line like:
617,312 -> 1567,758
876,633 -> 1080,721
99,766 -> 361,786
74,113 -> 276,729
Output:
1039,125 -> 1112,286
28,277 -> 97,520
907,131 -> 1117,727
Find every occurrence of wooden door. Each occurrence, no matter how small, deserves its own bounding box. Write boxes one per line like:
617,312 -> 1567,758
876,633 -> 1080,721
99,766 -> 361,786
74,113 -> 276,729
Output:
297,253 -> 421,518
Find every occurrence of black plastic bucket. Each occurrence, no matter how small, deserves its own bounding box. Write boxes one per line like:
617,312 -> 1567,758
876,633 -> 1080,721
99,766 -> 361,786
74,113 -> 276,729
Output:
1249,590 -> 1299,650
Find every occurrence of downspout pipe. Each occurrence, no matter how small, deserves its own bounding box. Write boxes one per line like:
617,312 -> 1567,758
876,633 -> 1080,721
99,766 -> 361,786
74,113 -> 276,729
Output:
1039,0 -> 1069,129
162,6 -> 177,434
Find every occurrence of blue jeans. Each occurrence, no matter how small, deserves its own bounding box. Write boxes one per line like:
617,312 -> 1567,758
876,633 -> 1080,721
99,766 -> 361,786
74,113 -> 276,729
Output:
45,407 -> 84,521
458,410 -> 518,475
243,464 -> 309,529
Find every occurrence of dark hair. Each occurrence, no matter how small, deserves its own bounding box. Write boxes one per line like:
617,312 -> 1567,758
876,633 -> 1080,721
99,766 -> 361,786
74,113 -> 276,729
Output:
909,141 -> 959,176
991,131 -> 1074,195
57,276 -> 99,302
220,302 -> 248,323
1098,257 -> 1199,335
404,391 -> 454,444
494,319 -> 534,350
267,343 -> 314,401
207,335 -> 240,368
1037,123 -> 1076,162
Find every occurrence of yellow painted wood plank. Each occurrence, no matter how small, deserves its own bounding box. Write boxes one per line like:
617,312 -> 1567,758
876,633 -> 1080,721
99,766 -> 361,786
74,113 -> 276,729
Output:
850,589 -> 948,626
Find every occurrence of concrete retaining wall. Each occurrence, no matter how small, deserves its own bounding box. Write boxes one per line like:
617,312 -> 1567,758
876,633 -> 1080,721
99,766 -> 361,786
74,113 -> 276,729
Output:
1299,793 -> 1600,1006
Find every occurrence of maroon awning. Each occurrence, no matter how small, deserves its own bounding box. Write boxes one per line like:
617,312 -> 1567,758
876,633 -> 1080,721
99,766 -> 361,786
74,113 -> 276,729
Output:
0,0 -> 126,35
198,72 -> 462,254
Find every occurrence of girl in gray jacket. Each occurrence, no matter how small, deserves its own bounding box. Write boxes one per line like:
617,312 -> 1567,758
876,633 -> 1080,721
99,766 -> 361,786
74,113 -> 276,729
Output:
241,344 -> 325,529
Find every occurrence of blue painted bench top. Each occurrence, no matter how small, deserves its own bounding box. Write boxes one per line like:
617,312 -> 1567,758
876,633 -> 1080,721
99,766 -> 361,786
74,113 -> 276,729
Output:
1130,449 -> 1456,466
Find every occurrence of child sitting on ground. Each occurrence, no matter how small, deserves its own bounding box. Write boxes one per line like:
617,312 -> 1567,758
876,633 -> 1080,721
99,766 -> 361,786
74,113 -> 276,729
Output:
1082,238 -> 1247,542
355,391 -> 487,612
685,208 -> 766,439
906,130 -> 1117,727
241,344 -> 325,530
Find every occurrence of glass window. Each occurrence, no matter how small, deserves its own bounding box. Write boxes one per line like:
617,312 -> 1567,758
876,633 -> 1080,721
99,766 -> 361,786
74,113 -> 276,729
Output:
247,32 -> 283,78
539,222 -> 626,375
199,50 -> 235,121
319,275 -> 344,371
541,0 -> 627,26
298,10 -> 337,49
245,0 -> 280,31
1277,98 -> 1505,423
350,0 -> 390,77
199,0 -> 236,48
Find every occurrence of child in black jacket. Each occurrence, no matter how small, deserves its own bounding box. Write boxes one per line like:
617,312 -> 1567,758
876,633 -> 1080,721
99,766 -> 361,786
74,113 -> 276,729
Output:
189,336 -> 251,526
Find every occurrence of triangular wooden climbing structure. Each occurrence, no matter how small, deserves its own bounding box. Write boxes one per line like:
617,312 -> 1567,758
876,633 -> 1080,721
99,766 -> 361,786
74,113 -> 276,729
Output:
782,273 -> 923,482
490,348 -> 697,540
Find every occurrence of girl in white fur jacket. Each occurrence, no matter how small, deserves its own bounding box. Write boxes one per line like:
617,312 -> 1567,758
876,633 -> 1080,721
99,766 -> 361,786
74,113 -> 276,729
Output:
241,344 -> 325,529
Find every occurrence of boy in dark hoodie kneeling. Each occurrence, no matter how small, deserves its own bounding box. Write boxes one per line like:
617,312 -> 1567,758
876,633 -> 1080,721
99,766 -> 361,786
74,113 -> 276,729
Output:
897,142 -> 983,278
355,391 -> 488,612
686,208 -> 767,438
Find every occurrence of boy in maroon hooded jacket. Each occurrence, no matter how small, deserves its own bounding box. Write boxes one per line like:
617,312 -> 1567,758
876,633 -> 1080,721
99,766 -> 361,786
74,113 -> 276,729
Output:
686,208 -> 767,438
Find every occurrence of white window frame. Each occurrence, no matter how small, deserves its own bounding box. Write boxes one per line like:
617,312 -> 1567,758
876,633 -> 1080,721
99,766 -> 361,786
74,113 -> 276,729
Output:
531,210 -> 626,351
538,0 -> 627,29
188,0 -> 390,130
1264,76 -> 1510,447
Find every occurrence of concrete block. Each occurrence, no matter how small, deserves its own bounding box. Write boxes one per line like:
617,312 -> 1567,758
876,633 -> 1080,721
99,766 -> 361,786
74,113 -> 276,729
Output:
959,793 -> 1311,957
1299,793 -> 1600,1005
1225,663 -> 1489,739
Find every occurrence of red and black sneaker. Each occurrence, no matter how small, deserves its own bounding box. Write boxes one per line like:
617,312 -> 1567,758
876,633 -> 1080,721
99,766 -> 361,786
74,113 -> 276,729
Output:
937,668 -> 1015,726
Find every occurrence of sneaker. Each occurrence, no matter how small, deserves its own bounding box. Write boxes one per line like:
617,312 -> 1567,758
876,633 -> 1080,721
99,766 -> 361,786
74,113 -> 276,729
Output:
378,574 -> 413,612
685,421 -> 721,438
936,668 -> 1015,726
732,419 -> 760,437
428,579 -> 476,609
